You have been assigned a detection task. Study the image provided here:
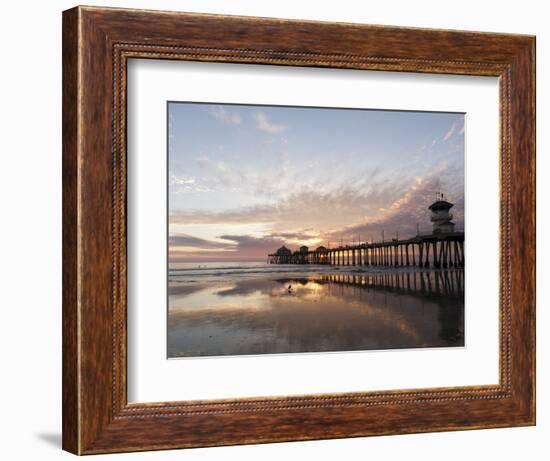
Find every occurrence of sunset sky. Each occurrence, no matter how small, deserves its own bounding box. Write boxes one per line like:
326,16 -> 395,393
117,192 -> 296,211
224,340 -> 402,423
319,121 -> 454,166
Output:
168,102 -> 464,263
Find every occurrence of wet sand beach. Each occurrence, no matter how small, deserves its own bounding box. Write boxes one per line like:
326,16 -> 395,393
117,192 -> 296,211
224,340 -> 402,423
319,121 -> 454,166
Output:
168,264 -> 464,358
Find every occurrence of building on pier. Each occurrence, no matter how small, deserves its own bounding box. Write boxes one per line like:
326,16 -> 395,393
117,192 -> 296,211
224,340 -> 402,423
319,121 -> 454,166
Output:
429,192 -> 455,234
271,245 -> 292,264
313,246 -> 328,264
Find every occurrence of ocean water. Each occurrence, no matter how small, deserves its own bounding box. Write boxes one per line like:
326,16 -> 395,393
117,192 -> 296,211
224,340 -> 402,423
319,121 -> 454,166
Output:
168,262 -> 464,358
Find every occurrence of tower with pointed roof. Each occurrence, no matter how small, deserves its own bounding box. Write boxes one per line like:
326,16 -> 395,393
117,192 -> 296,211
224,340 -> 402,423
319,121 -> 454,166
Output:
429,192 -> 456,234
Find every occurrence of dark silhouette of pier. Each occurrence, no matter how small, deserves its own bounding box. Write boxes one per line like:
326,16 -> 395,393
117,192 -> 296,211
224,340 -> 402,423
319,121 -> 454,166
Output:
268,194 -> 464,269
268,232 -> 464,269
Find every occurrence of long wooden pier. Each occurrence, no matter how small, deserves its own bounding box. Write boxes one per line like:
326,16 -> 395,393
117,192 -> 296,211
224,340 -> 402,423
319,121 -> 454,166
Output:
268,232 -> 464,269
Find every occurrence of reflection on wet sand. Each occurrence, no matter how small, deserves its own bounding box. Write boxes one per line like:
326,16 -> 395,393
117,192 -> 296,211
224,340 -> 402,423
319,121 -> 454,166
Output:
168,270 -> 464,358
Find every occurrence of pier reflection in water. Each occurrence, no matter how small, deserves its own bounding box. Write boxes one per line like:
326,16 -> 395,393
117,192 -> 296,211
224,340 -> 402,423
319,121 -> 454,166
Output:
168,270 -> 464,358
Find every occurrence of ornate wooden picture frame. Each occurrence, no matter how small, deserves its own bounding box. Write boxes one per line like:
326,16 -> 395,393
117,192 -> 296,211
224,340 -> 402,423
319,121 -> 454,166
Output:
62,5 -> 535,455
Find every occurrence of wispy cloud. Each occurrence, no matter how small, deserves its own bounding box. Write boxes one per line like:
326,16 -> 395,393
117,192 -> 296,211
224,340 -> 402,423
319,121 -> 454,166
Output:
169,172 -> 214,194
208,106 -> 241,125
170,174 -> 428,232
169,173 -> 195,185
443,122 -> 457,142
268,230 -> 318,241
169,234 -> 234,249
254,112 -> 287,134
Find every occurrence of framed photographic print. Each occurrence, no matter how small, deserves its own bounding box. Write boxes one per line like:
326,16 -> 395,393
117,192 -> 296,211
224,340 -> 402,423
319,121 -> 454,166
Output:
62,6 -> 535,455
165,101 -> 466,360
